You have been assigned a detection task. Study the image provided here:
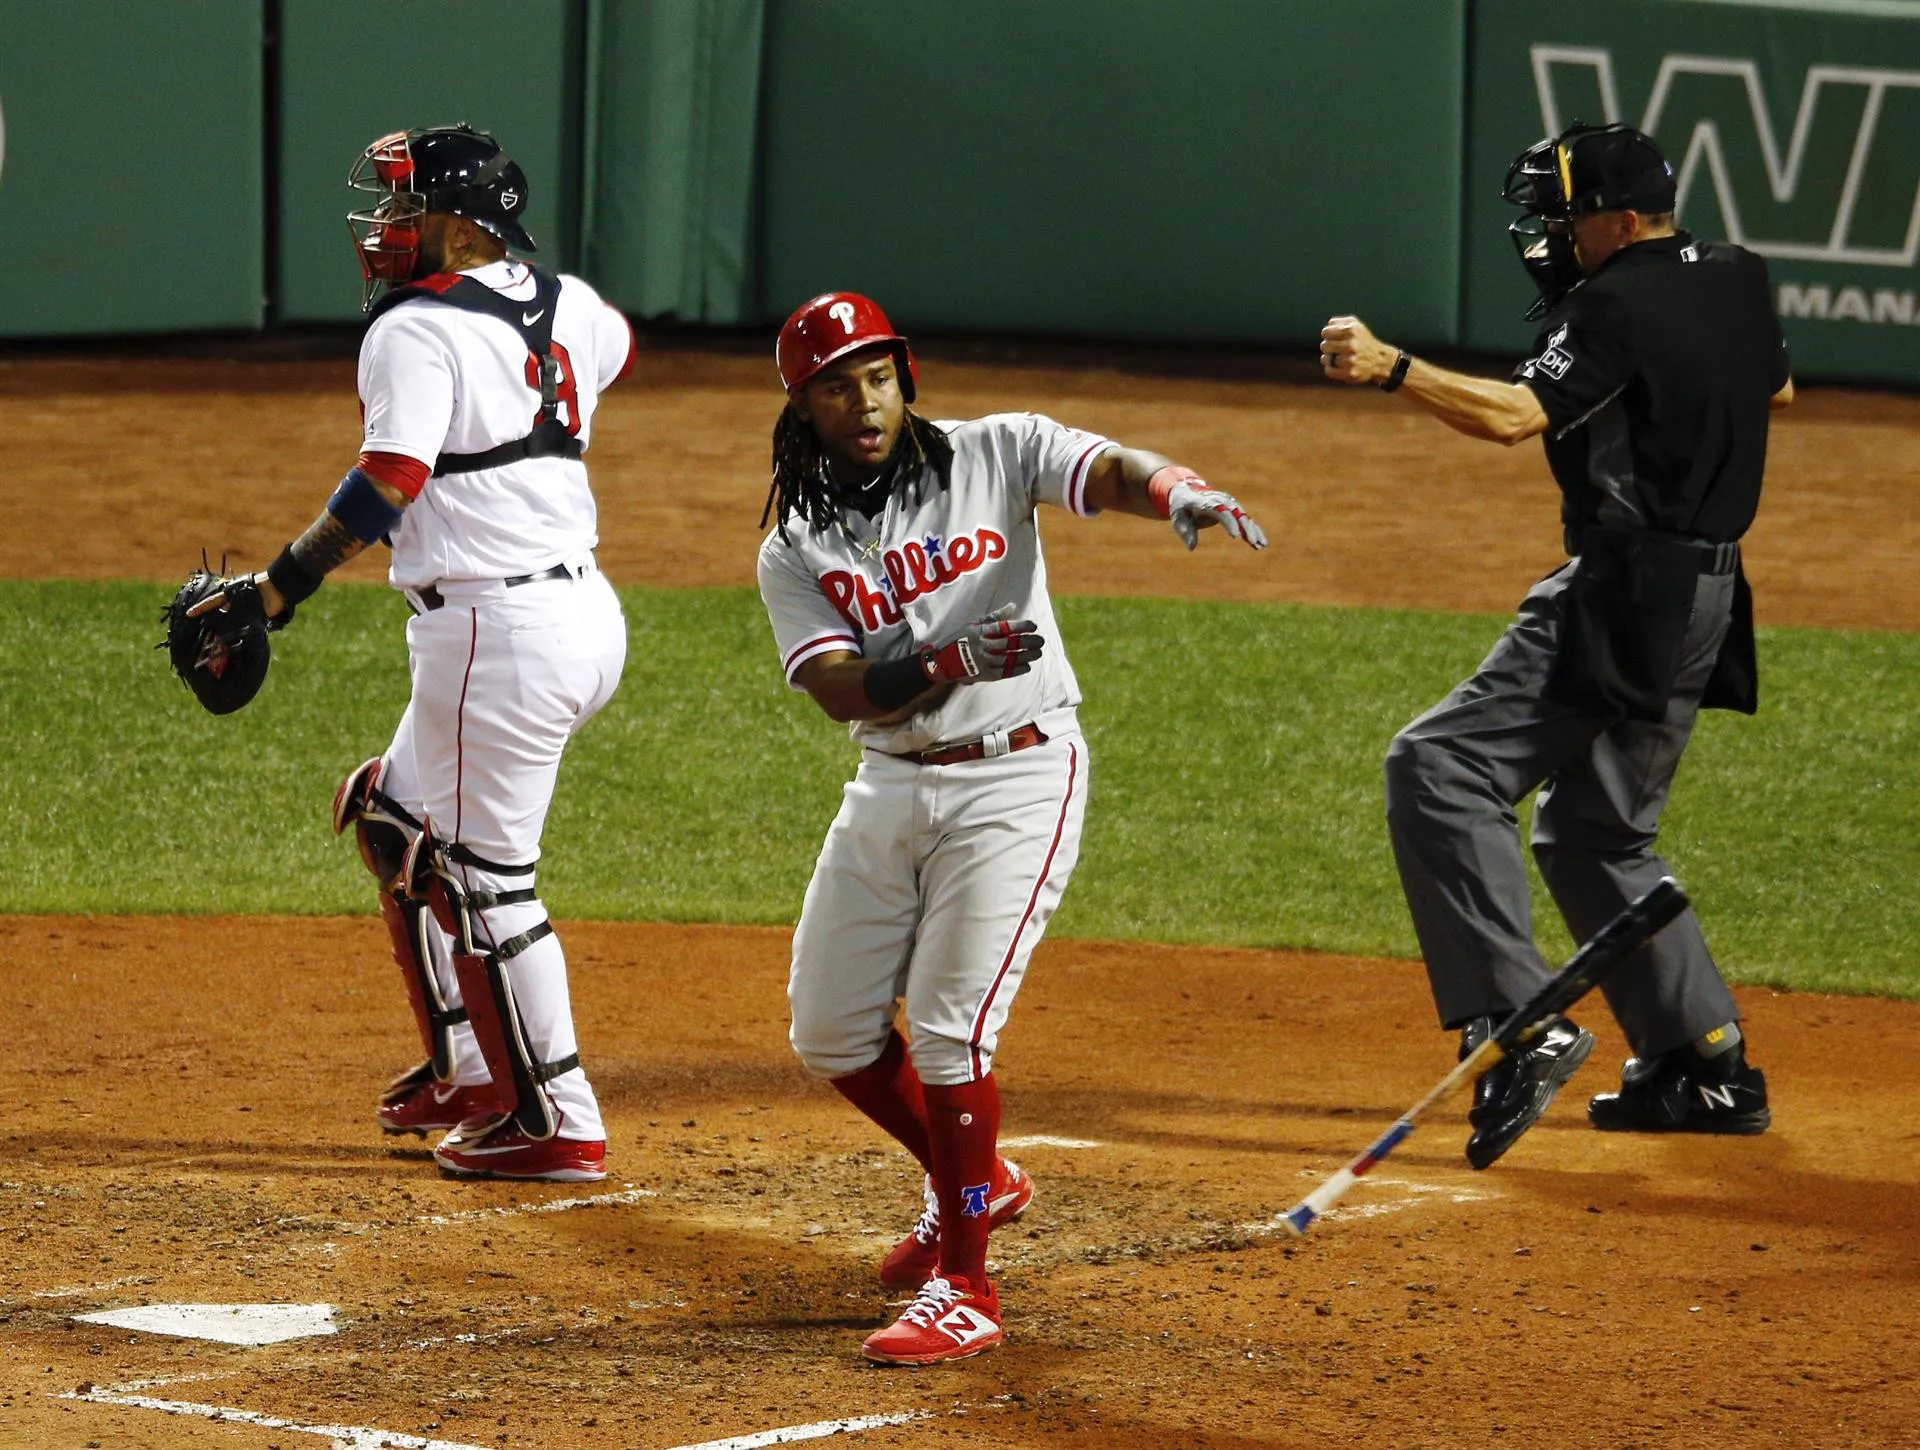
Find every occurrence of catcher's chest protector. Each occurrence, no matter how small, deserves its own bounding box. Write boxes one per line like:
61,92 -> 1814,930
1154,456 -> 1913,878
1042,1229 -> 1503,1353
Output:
369,267 -> 584,474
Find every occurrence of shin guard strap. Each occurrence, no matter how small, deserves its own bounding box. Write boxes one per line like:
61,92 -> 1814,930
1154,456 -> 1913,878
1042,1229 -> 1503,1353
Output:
446,842 -> 535,875
486,919 -> 554,965
366,783 -> 424,833
467,887 -> 538,912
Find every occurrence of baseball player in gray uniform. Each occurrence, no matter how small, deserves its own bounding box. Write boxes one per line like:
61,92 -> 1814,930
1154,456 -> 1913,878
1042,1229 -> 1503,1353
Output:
758,292 -> 1266,1365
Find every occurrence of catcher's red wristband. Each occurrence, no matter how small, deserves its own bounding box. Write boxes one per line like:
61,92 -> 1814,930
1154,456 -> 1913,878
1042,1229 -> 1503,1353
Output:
1146,465 -> 1203,520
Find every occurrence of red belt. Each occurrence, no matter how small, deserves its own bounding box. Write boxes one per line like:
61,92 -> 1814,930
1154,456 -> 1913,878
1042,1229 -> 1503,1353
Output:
899,723 -> 1048,767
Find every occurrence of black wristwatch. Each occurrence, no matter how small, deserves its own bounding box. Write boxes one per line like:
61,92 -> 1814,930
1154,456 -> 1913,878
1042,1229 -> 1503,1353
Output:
1380,351 -> 1413,393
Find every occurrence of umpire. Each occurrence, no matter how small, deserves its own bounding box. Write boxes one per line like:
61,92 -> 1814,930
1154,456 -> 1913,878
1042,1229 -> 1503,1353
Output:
1320,122 -> 1792,1169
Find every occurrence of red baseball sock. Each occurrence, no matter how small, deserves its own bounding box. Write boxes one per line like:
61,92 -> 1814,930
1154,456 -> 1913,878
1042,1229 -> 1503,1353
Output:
830,1030 -> 933,1172
924,1074 -> 1002,1287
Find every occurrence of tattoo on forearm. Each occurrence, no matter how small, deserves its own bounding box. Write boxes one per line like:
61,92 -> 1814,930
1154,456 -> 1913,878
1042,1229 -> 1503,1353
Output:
289,512 -> 365,578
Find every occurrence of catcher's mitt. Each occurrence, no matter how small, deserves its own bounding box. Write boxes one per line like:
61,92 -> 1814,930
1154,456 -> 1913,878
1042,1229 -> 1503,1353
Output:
160,562 -> 290,716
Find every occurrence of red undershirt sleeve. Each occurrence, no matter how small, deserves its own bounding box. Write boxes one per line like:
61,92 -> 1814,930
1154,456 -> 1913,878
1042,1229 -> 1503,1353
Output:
358,450 -> 432,501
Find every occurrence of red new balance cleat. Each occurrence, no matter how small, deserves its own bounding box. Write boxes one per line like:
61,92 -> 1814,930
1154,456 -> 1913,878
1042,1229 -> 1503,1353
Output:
431,1115 -> 607,1182
862,1274 -> 1003,1366
879,1157 -> 1033,1290
376,1062 -> 499,1137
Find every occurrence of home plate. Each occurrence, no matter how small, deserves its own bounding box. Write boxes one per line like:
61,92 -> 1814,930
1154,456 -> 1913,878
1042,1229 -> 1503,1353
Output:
74,1302 -> 338,1345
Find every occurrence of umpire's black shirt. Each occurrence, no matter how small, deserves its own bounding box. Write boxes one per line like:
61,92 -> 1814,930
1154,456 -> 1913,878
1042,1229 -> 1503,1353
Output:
1514,231 -> 1789,545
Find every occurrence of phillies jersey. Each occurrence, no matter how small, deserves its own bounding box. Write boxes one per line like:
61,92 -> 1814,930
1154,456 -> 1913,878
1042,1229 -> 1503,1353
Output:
757,412 -> 1113,753
360,260 -> 636,588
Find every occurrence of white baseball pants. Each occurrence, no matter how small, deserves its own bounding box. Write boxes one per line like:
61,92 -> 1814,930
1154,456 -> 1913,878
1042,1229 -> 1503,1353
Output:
379,564 -> 626,1140
788,732 -> 1087,1087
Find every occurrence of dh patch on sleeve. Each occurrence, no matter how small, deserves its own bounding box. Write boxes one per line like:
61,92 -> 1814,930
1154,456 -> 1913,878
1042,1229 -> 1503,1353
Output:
1531,323 -> 1575,381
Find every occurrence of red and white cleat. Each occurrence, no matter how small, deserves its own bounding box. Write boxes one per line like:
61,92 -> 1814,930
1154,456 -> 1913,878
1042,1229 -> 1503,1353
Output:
376,1062 -> 499,1137
862,1274 -> 1003,1366
879,1157 -> 1033,1290
431,1115 -> 607,1182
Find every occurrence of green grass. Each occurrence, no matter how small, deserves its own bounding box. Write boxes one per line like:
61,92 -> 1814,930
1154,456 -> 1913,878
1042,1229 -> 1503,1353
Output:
3,581 -> 1914,998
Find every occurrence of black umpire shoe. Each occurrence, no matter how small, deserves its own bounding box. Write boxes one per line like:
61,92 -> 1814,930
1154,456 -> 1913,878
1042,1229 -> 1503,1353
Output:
1588,1045 -> 1771,1134
1461,1015 -> 1596,1170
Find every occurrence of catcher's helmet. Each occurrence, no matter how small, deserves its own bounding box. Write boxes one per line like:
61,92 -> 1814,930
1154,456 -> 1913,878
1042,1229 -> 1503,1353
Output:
777,292 -> 917,402
1503,122 -> 1677,319
348,123 -> 536,309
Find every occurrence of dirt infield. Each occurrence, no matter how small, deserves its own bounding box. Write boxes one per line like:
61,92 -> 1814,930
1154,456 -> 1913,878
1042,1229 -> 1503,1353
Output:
5,349 -> 1917,629
7,918 -> 1918,1449
4,351 -> 1918,1447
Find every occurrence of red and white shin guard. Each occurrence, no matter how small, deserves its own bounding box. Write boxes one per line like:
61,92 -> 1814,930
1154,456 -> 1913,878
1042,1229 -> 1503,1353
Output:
421,846 -> 605,1180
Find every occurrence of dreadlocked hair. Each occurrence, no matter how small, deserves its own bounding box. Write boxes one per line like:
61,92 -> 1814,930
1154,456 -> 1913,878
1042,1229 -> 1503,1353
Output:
760,405 -> 955,541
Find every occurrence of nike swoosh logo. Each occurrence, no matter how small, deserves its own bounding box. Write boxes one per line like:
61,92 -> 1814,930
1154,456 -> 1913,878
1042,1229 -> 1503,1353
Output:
448,1139 -> 528,1157
937,1306 -> 997,1346
522,309 -> 546,325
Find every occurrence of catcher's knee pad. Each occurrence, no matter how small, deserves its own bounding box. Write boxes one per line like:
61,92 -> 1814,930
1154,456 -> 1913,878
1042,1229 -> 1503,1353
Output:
333,756 -> 424,889
430,842 -> 574,1141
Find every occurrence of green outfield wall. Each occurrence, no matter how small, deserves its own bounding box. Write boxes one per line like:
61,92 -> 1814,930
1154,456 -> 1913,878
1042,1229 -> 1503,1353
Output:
0,2 -> 264,336
580,0 -> 765,325
755,0 -> 1467,348
274,0 -> 583,323
4,0 -> 1919,384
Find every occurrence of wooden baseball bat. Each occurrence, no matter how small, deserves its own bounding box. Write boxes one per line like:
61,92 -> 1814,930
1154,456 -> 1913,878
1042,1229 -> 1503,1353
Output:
1279,876 -> 1689,1237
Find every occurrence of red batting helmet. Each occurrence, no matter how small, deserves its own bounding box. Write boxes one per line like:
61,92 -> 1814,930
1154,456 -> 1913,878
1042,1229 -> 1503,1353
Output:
776,292 -> 918,402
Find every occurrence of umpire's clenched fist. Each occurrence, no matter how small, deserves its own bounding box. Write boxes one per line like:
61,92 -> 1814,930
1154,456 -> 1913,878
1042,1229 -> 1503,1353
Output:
1321,316 -> 1398,386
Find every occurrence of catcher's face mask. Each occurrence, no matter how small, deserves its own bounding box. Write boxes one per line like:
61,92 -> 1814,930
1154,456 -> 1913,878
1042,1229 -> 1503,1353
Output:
1502,122 -> 1677,320
348,131 -> 426,310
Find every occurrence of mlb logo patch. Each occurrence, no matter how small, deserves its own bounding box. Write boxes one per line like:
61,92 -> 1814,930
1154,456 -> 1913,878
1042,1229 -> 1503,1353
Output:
959,1182 -> 991,1217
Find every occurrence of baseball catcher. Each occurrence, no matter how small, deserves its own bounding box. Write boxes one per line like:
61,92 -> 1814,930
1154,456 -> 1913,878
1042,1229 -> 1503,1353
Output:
166,123 -> 637,1182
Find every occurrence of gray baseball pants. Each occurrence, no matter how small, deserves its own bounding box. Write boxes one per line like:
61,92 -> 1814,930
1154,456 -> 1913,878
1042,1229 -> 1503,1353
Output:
1384,562 -> 1741,1059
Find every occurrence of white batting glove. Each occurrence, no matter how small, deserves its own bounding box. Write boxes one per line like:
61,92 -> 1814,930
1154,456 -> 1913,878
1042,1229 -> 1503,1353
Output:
1151,469 -> 1268,552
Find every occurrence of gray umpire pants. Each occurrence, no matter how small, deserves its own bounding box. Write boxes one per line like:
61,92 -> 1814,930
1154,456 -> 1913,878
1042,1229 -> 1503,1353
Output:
1383,561 -> 1741,1060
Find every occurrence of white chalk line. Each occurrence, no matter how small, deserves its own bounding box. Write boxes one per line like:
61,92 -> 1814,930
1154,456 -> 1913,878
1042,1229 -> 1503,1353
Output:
65,1386 -> 926,1450
411,1184 -> 656,1227
272,1184 -> 658,1235
999,1134 -> 1103,1150
669,1411 -> 930,1449
100,1371 -> 242,1395
1240,1176 -> 1495,1234
397,1324 -> 527,1352
60,1387 -> 488,1450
